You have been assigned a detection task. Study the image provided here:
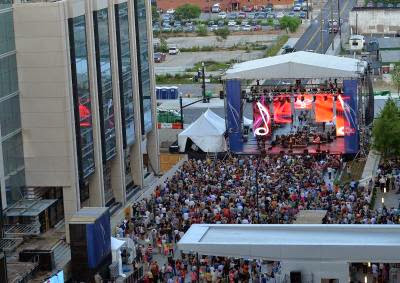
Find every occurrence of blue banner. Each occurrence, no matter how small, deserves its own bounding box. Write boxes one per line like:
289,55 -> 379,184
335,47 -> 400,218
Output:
226,79 -> 243,152
343,80 -> 359,154
86,210 -> 111,269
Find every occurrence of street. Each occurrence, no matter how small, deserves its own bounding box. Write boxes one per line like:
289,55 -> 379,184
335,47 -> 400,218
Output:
295,0 -> 356,52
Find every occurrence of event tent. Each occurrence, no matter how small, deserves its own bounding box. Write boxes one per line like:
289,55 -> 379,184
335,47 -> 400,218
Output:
224,51 -> 366,80
178,109 -> 227,153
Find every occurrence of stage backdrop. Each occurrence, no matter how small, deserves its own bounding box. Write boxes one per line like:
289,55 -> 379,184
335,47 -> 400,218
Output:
315,94 -> 334,122
226,79 -> 243,152
253,96 -> 271,137
273,96 -> 292,123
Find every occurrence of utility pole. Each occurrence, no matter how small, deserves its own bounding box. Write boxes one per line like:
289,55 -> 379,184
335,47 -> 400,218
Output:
338,0 -> 341,42
320,16 -> 324,53
306,0 -> 309,19
331,0 -> 334,51
202,62 -> 207,103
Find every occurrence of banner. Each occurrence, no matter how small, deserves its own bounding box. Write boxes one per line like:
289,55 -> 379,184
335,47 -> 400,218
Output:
343,80 -> 359,154
294,94 -> 313,110
226,79 -> 243,152
273,96 -> 292,123
335,97 -> 345,137
315,95 -> 334,122
253,96 -> 271,137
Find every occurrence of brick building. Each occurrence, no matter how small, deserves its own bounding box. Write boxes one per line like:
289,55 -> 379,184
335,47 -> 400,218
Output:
156,0 -> 294,12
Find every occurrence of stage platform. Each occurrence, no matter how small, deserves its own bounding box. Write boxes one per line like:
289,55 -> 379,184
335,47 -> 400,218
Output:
239,135 -> 345,155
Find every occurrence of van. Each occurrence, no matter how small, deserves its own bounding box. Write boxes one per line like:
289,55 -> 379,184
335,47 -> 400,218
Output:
212,3 -> 221,13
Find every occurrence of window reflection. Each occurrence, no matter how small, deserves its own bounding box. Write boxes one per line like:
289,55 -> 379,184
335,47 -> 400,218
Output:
115,2 -> 135,147
134,0 -> 153,133
69,16 -> 95,179
94,9 -> 116,161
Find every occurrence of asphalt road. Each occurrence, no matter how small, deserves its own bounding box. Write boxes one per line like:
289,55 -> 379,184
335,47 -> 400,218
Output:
294,0 -> 356,53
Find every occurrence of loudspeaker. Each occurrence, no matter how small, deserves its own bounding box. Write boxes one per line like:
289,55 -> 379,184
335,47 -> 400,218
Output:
290,271 -> 302,283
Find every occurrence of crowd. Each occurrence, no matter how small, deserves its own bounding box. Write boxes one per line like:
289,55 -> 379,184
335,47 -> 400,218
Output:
115,154 -> 400,282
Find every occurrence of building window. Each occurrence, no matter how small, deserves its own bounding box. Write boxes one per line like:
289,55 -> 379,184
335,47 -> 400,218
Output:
93,8 -> 116,161
0,54 -> 18,99
115,2 -> 135,147
68,15 -> 95,183
0,10 -> 15,55
134,0 -> 153,134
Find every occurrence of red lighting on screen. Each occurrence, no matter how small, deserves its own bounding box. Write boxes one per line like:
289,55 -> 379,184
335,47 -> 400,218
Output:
273,96 -> 292,123
79,104 -> 91,127
315,94 -> 333,122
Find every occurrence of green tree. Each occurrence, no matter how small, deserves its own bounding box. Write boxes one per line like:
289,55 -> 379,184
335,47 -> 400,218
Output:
214,27 -> 230,40
159,37 -> 169,53
372,99 -> 400,158
152,5 -> 159,22
392,63 -> 400,95
279,16 -> 302,33
196,24 -> 208,36
175,4 -> 201,20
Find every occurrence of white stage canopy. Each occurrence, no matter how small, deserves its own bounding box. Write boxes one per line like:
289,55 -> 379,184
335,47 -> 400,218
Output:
178,224 -> 400,262
224,51 -> 367,80
178,109 -> 227,153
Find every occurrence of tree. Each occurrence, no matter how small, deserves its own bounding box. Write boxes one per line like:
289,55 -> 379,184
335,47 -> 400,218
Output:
175,4 -> 201,20
372,99 -> 400,158
214,27 -> 230,40
151,5 -> 159,22
279,16 -> 302,33
391,63 -> 400,95
196,24 -> 208,36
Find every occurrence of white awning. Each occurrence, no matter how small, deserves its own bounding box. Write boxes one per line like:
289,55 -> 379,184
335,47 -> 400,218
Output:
178,224 -> 400,262
224,51 -> 366,80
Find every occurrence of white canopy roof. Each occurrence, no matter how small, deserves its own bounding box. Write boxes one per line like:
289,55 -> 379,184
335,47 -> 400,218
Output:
224,51 -> 366,80
178,224 -> 400,262
178,109 -> 227,153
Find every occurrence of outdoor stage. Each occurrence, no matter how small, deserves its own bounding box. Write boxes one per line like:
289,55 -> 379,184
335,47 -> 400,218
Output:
241,135 -> 345,155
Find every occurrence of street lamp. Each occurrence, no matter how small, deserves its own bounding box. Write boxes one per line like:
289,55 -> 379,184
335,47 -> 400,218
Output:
202,62 -> 207,103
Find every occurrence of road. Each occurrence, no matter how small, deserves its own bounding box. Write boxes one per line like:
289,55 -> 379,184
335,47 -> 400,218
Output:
294,0 -> 356,53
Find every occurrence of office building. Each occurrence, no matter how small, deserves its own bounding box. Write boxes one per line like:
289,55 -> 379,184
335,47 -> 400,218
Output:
10,0 -> 160,239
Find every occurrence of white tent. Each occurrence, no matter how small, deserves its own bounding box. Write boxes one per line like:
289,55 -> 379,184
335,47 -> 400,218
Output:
224,51 -> 366,80
243,116 -> 253,127
178,109 -> 227,153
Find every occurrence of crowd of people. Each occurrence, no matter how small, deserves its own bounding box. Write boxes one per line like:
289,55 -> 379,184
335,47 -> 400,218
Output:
114,154 -> 400,282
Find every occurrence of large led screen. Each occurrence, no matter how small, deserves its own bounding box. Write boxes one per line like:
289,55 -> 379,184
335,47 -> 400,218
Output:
273,96 -> 292,123
336,96 -> 345,137
253,96 -> 271,136
294,94 -> 313,110
315,95 -> 334,122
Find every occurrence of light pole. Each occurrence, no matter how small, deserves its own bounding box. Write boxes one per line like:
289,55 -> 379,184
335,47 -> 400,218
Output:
202,62 -> 207,103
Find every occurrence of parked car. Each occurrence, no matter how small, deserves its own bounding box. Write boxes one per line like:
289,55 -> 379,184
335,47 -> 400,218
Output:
168,45 -> 179,55
247,12 -> 256,19
218,12 -> 227,19
162,25 -> 172,32
212,3 -> 221,13
173,26 -> 183,32
242,5 -> 253,12
166,9 -> 175,14
256,12 -> 266,19
153,24 -> 160,32
282,45 -> 296,53
162,14 -> 172,21
228,12 -> 238,19
299,11 -> 307,18
174,21 -> 181,27
238,12 -> 247,18
241,20 -> 249,26
288,11 -> 296,17
217,20 -> 225,26
242,24 -> 252,31
228,20 -> 237,26
276,11 -> 284,18
208,20 -> 215,27
154,52 -> 166,63
267,12 -> 275,19
293,4 -> 302,11
210,24 -> 219,31
229,25 -> 241,31
183,25 -> 194,32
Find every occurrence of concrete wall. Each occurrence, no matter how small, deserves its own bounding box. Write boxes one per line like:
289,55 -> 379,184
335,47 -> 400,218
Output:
159,128 -> 182,146
14,1 -> 78,188
349,8 -> 400,35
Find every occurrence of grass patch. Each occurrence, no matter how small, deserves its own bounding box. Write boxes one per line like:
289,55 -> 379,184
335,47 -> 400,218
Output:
156,73 -> 193,84
186,61 -> 232,72
340,158 -> 367,185
264,35 -> 289,57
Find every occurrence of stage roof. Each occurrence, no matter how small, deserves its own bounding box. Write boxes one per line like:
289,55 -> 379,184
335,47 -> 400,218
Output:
224,51 -> 366,80
178,224 -> 400,262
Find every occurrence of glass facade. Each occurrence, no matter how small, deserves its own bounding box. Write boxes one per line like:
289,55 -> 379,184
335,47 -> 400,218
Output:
0,6 -> 25,206
68,16 -> 96,183
134,0 -> 153,133
93,9 -> 116,161
115,2 -> 135,147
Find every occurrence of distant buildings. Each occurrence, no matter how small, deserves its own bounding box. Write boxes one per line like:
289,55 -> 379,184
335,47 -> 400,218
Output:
349,7 -> 400,35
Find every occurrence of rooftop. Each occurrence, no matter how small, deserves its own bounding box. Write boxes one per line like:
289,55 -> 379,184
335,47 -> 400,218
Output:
380,50 -> 400,63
